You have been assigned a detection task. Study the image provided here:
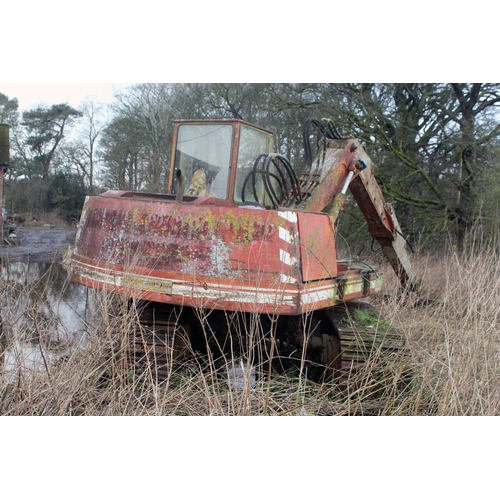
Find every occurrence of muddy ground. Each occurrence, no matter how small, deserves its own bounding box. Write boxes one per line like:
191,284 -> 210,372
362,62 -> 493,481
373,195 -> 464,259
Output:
0,228 -> 77,263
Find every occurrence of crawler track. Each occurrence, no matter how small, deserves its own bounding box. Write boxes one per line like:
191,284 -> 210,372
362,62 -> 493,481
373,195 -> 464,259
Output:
117,300 -> 406,384
328,302 -> 407,382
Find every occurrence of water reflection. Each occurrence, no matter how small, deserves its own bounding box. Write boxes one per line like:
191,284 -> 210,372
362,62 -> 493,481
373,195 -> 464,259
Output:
1,261 -> 93,372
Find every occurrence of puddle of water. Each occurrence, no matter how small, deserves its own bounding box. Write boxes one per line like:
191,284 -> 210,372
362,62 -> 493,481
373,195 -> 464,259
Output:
1,261 -> 94,373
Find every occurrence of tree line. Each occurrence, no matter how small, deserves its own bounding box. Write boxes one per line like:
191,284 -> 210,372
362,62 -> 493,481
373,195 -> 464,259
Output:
1,83 -> 500,251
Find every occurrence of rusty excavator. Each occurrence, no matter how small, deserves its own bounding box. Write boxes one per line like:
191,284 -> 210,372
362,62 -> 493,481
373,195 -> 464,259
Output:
70,118 -> 416,379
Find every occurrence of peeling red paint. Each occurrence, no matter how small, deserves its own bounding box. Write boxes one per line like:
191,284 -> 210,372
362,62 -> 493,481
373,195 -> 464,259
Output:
72,190 -> 381,316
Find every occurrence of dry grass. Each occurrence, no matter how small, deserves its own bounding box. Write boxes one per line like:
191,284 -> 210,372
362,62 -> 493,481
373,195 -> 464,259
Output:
1,237 -> 499,416
375,235 -> 500,416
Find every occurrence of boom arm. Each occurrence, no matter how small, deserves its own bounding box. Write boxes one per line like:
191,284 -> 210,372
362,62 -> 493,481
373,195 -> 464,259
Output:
350,160 -> 415,290
300,136 -> 415,290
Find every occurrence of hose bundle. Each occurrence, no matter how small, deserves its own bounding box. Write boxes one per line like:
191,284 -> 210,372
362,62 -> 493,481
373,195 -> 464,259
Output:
303,118 -> 344,169
240,118 -> 345,209
241,153 -> 302,209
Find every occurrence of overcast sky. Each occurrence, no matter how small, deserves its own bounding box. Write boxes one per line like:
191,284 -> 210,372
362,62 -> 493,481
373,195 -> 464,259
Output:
0,83 -> 134,110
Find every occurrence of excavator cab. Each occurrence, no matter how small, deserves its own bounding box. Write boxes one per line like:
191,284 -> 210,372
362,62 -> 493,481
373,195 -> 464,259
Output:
169,119 -> 278,205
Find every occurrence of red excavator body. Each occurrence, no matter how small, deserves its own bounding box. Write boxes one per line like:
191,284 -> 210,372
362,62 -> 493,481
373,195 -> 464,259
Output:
70,118 -> 414,373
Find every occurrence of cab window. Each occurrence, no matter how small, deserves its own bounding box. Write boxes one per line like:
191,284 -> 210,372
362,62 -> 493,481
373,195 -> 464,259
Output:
235,126 -> 276,204
173,124 -> 233,199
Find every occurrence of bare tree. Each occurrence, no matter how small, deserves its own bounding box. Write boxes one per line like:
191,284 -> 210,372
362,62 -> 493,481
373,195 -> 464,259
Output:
449,84 -> 500,248
111,84 -> 174,191
62,98 -> 107,193
320,83 -> 500,249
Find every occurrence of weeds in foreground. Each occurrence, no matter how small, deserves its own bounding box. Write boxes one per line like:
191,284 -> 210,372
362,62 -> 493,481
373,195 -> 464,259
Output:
1,238 -> 499,416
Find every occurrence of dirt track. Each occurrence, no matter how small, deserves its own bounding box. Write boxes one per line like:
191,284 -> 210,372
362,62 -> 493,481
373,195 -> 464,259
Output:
0,228 -> 76,263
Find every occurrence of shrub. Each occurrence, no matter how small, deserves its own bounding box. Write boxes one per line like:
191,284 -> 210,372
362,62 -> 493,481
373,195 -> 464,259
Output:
44,173 -> 87,224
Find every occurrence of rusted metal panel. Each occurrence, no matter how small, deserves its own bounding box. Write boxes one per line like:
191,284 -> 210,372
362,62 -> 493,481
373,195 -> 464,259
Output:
350,169 -> 394,240
73,193 -> 302,314
297,211 -> 337,282
303,142 -> 348,213
301,137 -> 384,215
75,193 -> 290,278
72,190 -> 384,315
348,143 -> 414,288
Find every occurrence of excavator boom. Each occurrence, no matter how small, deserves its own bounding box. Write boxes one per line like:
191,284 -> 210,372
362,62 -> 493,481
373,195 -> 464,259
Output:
298,132 -> 415,290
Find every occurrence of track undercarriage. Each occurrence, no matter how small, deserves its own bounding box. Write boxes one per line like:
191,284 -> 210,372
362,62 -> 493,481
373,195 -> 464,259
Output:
122,298 -> 405,385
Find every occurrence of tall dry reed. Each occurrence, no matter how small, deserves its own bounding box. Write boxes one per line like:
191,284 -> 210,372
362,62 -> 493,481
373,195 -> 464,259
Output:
1,235 -> 499,415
